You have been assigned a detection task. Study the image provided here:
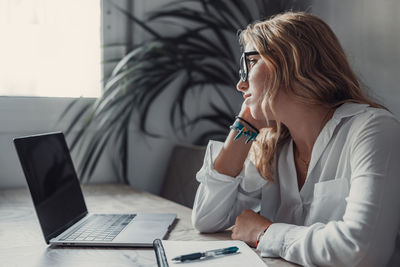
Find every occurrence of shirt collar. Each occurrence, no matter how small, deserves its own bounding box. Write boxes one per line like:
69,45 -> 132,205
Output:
332,102 -> 370,121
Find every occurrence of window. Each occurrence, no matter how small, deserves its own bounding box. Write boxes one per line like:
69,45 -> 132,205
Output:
0,0 -> 101,97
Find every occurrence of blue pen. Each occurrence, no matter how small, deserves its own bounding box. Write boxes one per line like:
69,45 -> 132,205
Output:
171,246 -> 239,262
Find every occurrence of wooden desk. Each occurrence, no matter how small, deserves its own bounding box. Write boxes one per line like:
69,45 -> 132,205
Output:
0,184 -> 298,267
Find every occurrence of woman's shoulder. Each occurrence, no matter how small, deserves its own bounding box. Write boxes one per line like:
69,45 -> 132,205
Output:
356,105 -> 399,129
337,103 -> 400,143
336,102 -> 399,130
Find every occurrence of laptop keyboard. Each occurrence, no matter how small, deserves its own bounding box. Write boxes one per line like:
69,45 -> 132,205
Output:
60,214 -> 136,242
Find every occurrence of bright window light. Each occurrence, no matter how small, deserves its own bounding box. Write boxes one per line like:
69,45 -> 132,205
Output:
0,0 -> 101,97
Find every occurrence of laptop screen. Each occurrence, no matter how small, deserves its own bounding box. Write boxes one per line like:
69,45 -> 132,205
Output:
14,132 -> 87,243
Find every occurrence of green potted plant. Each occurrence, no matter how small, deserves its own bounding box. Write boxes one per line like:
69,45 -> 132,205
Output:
62,0 -> 303,183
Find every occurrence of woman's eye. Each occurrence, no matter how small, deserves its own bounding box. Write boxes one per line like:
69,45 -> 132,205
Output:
248,58 -> 257,67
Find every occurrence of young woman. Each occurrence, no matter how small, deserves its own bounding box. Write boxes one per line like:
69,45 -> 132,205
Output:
192,12 -> 400,266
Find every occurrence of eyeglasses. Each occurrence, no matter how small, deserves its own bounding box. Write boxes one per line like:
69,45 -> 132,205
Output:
239,51 -> 259,82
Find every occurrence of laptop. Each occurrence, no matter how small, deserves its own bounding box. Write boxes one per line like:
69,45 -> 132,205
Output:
13,132 -> 176,247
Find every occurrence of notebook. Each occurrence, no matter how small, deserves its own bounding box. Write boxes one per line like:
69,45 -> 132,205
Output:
13,132 -> 176,247
153,239 -> 266,267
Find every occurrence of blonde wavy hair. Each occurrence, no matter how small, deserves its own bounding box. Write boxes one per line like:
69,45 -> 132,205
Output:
239,12 -> 386,182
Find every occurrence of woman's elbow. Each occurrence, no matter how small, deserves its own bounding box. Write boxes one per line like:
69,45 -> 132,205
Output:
191,211 -> 228,233
192,213 -> 217,233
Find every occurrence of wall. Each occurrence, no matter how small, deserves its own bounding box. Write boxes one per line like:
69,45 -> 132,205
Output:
0,97 -> 117,188
311,0 -> 400,117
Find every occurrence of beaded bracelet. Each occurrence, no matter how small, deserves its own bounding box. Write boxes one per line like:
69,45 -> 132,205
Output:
230,120 -> 258,144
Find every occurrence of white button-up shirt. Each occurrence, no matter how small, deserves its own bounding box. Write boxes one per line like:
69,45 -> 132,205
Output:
192,103 -> 400,266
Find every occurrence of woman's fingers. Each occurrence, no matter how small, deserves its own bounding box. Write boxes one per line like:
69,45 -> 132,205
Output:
238,102 -> 274,130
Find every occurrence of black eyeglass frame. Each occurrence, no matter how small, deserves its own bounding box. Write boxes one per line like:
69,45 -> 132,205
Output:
239,51 -> 260,82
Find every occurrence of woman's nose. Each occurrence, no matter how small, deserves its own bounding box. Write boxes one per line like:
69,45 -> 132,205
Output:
236,79 -> 248,93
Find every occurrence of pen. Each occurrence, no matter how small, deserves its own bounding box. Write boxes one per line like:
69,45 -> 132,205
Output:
171,246 -> 239,262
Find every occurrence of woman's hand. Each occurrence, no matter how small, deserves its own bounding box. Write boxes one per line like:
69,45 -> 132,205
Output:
238,103 -> 275,131
231,209 -> 272,247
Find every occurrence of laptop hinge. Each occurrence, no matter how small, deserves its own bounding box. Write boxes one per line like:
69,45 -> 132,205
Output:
46,211 -> 88,243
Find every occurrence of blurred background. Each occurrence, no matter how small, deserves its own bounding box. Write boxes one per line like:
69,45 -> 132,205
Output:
0,0 -> 398,207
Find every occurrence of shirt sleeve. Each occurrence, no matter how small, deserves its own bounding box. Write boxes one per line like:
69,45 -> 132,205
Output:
191,140 -> 268,233
257,112 -> 400,267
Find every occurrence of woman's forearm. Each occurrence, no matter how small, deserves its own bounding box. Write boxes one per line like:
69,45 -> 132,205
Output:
213,129 -> 253,177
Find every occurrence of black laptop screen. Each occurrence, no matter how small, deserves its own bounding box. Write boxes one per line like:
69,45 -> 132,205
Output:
14,132 -> 87,243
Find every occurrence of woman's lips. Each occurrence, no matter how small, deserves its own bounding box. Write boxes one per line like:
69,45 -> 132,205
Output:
243,94 -> 251,99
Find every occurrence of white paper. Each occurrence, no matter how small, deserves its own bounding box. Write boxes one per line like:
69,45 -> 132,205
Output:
162,240 -> 266,267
